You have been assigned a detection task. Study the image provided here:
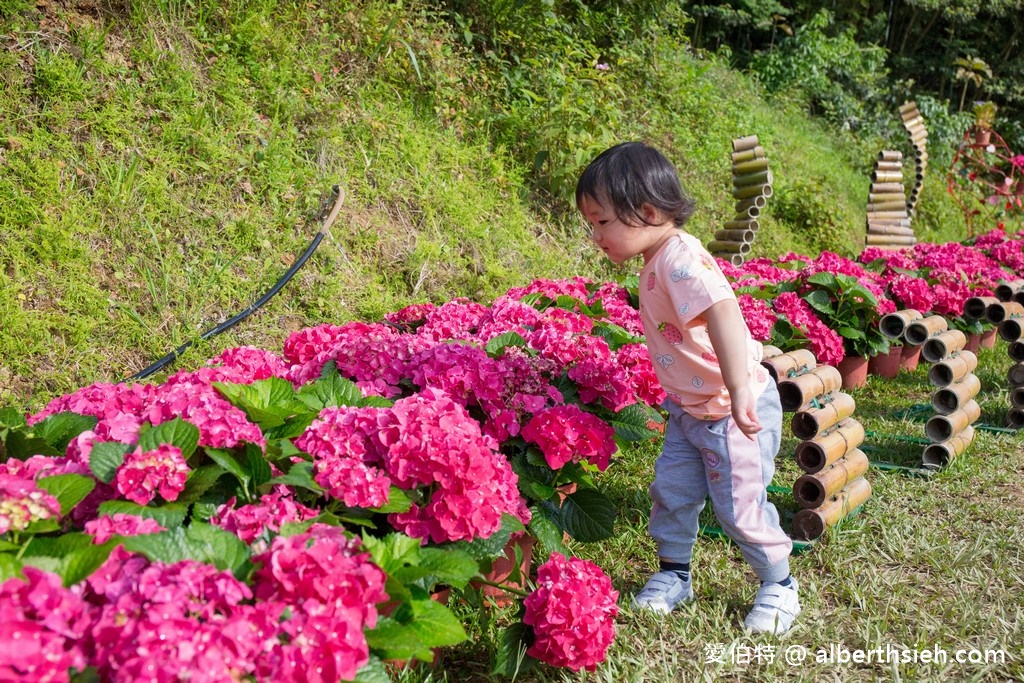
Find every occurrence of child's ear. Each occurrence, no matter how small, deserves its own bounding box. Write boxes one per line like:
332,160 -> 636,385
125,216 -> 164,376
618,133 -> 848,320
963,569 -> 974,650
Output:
640,203 -> 664,224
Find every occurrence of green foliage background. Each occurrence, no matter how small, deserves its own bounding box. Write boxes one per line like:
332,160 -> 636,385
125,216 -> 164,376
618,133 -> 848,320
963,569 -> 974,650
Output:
0,0 -> 973,408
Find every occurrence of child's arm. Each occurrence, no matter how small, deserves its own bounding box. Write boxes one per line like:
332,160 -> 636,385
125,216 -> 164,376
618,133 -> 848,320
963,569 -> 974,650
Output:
704,299 -> 762,438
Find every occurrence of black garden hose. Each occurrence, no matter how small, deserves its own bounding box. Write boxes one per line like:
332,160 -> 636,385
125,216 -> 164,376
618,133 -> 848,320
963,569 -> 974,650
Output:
125,186 -> 345,382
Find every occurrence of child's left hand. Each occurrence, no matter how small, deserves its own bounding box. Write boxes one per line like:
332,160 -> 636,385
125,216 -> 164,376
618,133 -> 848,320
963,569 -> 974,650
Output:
731,385 -> 762,438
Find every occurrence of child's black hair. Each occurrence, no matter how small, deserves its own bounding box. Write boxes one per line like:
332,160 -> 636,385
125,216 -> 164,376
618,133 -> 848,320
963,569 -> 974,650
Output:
575,141 -> 696,228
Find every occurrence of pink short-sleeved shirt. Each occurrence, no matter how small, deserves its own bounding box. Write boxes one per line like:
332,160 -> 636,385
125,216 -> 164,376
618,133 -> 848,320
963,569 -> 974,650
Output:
639,232 -> 769,419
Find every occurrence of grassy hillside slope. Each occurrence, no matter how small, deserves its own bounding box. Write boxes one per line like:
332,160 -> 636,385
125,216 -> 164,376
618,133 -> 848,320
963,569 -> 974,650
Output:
0,0 -> 964,409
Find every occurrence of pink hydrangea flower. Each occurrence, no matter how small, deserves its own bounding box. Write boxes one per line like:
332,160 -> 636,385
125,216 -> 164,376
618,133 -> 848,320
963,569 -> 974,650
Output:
27,382 -> 153,427
0,475 -> 61,535
114,444 -> 189,505
505,276 -> 592,302
210,488 -> 319,548
889,274 -> 936,313
146,375 -> 265,449
771,292 -> 845,365
737,294 -> 777,342
0,567 -> 91,682
615,343 -> 667,407
252,525 -> 387,683
206,345 -> 290,382
521,404 -> 617,471
84,513 -> 165,544
523,552 -> 619,672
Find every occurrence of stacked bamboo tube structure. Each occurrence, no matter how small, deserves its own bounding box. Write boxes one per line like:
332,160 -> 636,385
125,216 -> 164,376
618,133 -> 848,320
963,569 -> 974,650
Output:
712,135 -> 772,266
920,314 -> 981,468
762,346 -> 871,541
899,101 -> 928,216
865,150 -> 915,249
996,287 -> 1024,428
878,308 -> 925,370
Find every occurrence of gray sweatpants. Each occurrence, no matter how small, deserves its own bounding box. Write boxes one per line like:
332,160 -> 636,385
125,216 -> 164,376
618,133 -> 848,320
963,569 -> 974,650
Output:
649,381 -> 792,583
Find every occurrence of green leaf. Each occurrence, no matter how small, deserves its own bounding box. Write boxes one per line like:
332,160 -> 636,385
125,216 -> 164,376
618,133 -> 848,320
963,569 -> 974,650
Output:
2,430 -> 60,459
806,271 -> 839,289
353,657 -> 392,683
591,321 -> 643,351
21,533 -> 94,557
243,443 -> 273,489
204,448 -> 250,488
296,371 -> 363,411
368,486 -> 412,514
34,412 -> 98,453
559,488 -> 616,542
268,461 -> 323,494
528,506 -> 567,557
137,418 -> 200,458
493,623 -> 534,677
214,378 -> 306,430
97,500 -> 189,528
62,539 -> 118,586
122,522 -> 251,575
407,547 -> 478,589
89,441 -> 132,484
177,464 -> 227,503
450,514 -> 525,561
365,598 -> 467,661
608,403 -> 660,441
362,532 -> 424,577
0,407 -> 26,429
803,289 -> 835,315
263,412 -> 317,441
485,331 -> 528,358
37,474 -> 95,517
0,553 -> 24,581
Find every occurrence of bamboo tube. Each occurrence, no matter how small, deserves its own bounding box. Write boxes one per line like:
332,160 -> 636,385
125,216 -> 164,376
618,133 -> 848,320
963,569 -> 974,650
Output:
711,252 -> 745,267
736,204 -> 761,219
732,170 -> 773,187
1009,363 -> 1024,387
963,295 -> 1000,321
707,240 -> 751,254
1011,386 -> 1024,408
714,228 -> 755,242
869,192 -> 908,203
761,344 -> 783,360
995,279 -> 1024,302
794,418 -> 866,474
791,392 -> 857,439
1010,343 -> 1024,363
866,219 -> 913,228
732,158 -> 770,174
998,317 -> 1024,342
925,400 -> 981,442
1014,290 -> 1024,306
792,477 -> 872,541
731,146 -> 766,163
735,195 -> 767,211
732,183 -> 773,200
793,448 -> 869,509
905,315 -> 948,345
922,329 -> 968,362
866,201 -> 910,212
879,150 -> 903,161
867,209 -> 913,219
866,225 -> 914,236
921,425 -> 975,468
928,350 -> 978,387
777,365 -> 844,412
732,135 -> 760,152
866,234 -> 916,245
931,373 -> 982,414
1006,408 -> 1024,430
898,101 -> 918,114
724,219 -> 760,231
985,301 -> 1024,324
871,171 -> 905,184
871,182 -> 905,194
880,309 -> 923,339
761,348 -> 817,383
874,161 -> 904,172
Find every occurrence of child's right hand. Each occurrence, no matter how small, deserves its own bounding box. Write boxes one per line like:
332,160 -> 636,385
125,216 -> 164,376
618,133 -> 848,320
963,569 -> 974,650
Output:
731,385 -> 762,439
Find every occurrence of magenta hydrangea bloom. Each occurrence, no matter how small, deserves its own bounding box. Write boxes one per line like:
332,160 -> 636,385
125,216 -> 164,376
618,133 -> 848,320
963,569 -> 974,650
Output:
0,567 -> 91,682
889,274 -> 936,313
523,552 -> 619,672
615,343 -> 667,407
588,281 -> 644,334
296,406 -> 392,509
114,444 -> 189,506
146,374 -> 264,449
737,294 -> 777,342
381,389 -> 530,542
0,474 -> 61,535
252,525 -> 387,683
505,276 -> 592,302
210,488 -> 319,548
521,404 -> 617,471
414,299 -> 491,342
27,381 -> 154,427
771,292 -> 845,365
88,558 -> 265,683
84,513 -> 164,544
206,345 -> 290,382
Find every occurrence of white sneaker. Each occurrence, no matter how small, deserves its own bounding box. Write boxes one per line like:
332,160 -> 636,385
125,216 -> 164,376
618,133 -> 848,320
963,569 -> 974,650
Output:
631,571 -> 693,614
744,578 -> 800,634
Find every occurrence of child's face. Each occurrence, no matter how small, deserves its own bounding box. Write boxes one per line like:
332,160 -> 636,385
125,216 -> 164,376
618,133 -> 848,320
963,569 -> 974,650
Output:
579,195 -> 676,265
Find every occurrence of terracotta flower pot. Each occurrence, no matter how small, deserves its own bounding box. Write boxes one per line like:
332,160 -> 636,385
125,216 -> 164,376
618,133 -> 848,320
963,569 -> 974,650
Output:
868,346 -> 902,379
900,343 -> 922,372
836,355 -> 869,389
473,533 -> 533,607
979,327 -> 998,349
963,333 -> 982,354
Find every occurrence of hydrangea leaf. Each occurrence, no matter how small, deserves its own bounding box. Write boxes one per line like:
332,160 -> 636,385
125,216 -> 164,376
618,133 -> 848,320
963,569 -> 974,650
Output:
60,539 -> 119,586
493,623 -> 534,677
0,406 -> 26,429
528,506 -> 567,557
34,412 -> 98,454
451,514 -> 526,561
204,448 -> 251,489
214,378 -> 308,429
559,488 -> 615,542
1,429 -> 60,460
36,473 -> 95,517
137,418 -> 200,458
176,464 -> 227,503
0,554 -> 23,582
89,441 -> 132,484
367,486 -> 411,513
485,331 -> 528,358
296,370 -> 363,411
608,403 -> 662,441
243,443 -> 273,489
268,461 -> 323,494
122,522 -> 251,575
352,658 -> 392,683
20,532 -> 94,558
409,547 -> 478,588
97,500 -> 189,528
591,321 -> 643,351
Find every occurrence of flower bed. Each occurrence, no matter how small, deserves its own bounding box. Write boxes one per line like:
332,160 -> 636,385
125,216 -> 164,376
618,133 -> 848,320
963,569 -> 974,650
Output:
1,229 -> 1021,681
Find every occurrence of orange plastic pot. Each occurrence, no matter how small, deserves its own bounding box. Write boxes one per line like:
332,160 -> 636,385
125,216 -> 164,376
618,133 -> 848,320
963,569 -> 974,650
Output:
836,355 -> 868,390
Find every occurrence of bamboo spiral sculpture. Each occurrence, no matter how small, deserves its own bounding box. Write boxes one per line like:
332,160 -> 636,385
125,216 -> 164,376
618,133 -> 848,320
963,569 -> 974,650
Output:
762,346 -> 872,541
866,150 -> 916,249
711,135 -> 772,266
899,101 -> 928,216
